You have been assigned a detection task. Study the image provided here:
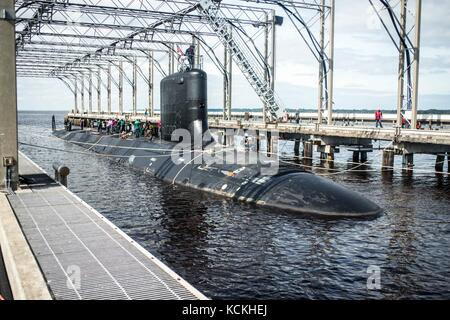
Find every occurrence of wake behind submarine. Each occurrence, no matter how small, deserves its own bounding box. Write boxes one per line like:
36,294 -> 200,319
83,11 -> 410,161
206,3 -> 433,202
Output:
57,68 -> 383,218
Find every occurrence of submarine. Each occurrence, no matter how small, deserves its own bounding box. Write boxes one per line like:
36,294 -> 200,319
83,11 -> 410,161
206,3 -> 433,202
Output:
56,68 -> 383,218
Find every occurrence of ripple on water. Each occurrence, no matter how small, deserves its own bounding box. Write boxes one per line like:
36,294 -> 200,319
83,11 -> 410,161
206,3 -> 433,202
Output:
17,111 -> 450,299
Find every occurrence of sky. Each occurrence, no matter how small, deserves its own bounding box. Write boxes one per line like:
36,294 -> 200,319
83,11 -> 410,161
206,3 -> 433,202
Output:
16,0 -> 450,111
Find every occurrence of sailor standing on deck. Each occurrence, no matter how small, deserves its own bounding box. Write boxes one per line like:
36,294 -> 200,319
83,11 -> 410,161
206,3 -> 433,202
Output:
295,110 -> 300,124
134,119 -> 141,138
375,109 -> 383,128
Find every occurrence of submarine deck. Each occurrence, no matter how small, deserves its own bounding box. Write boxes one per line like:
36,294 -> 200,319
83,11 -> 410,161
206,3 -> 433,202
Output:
4,152 -> 206,300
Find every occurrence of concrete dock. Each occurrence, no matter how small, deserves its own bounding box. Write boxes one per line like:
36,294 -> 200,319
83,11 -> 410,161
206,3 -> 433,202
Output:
0,152 -> 206,300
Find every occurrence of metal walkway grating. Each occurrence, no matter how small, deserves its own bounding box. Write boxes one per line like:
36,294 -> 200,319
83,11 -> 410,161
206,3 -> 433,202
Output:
7,153 -> 206,300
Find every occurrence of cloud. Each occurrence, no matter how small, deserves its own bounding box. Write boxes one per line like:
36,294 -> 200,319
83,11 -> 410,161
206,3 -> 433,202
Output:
17,0 -> 450,111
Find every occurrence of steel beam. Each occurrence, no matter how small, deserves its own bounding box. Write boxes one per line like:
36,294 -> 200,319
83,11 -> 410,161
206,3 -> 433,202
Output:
97,68 -> 101,113
411,0 -> 422,129
396,0 -> 407,128
119,61 -> 123,114
327,0 -> 335,125
132,57 -> 137,116
107,64 -> 112,113
148,51 -> 154,117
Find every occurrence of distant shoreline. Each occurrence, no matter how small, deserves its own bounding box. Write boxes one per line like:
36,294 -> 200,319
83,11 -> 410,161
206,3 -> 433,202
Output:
18,108 -> 450,114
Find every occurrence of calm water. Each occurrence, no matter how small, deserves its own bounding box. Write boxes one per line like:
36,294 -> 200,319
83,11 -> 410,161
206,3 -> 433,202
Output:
18,111 -> 450,299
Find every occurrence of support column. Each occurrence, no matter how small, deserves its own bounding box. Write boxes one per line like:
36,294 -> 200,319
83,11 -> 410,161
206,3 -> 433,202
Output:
317,0 -> 325,125
172,44 -> 176,73
223,41 -> 228,120
263,12 -> 269,124
325,150 -> 334,168
225,26 -> 232,120
0,0 -> 19,190
267,131 -> 272,157
132,57 -> 137,116
256,130 -> 260,152
81,76 -> 85,114
352,151 -> 360,163
168,48 -> 172,74
118,62 -> 123,114
360,151 -> 368,163
168,44 -> 175,74
294,139 -> 301,158
402,153 -> 414,172
195,38 -> 201,68
270,9 -> 276,120
448,153 -> 450,173
411,0 -> 422,129
88,71 -> 92,114
148,52 -> 154,117
435,154 -> 445,173
382,150 -> 395,172
396,0 -> 407,127
97,68 -> 101,113
107,64 -> 111,114
74,76 -> 78,112
327,0 -> 335,125
319,145 -> 335,167
303,141 -> 313,166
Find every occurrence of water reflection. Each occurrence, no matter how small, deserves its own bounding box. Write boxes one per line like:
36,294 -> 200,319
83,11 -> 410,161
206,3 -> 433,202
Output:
16,111 -> 450,299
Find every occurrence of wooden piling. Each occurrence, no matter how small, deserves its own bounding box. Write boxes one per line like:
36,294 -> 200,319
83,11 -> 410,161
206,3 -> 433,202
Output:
402,153 -> 414,172
352,151 -> 359,163
267,131 -> 272,157
303,141 -> 313,165
382,150 -> 395,171
360,151 -> 368,163
294,139 -> 300,158
435,154 -> 445,172
448,153 -> 450,173
256,130 -> 260,152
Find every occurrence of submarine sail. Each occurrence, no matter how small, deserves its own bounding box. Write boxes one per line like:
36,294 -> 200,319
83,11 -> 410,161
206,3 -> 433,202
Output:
160,69 -> 208,144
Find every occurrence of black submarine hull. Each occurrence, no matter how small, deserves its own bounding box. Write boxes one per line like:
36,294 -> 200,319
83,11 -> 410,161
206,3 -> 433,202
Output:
53,130 -> 383,218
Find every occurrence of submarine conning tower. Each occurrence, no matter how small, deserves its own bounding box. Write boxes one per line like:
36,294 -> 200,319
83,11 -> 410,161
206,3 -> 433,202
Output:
160,69 -> 208,144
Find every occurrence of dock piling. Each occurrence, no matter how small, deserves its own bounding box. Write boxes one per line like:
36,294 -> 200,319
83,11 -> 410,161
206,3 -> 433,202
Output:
448,153 -> 450,173
435,154 -> 445,173
294,139 -> 300,158
303,141 -> 313,166
382,150 -> 395,172
352,151 -> 359,163
402,153 -> 414,172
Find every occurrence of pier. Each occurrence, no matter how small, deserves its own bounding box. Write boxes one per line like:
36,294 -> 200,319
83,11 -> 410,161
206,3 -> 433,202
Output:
3,0 -> 440,182
0,152 -> 206,300
65,111 -> 450,173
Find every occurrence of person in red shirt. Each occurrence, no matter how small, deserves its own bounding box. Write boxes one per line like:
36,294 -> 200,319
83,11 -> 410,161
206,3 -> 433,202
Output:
375,109 -> 383,128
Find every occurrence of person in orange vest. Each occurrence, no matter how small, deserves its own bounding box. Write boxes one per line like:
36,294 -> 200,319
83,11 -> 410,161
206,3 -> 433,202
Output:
401,115 -> 408,128
375,109 -> 383,128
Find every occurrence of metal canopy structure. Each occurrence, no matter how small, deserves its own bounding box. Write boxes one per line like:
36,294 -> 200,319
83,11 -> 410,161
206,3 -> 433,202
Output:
369,0 -> 422,129
14,0 -> 339,121
13,0 -> 421,123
